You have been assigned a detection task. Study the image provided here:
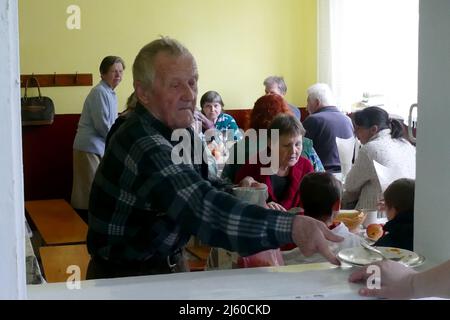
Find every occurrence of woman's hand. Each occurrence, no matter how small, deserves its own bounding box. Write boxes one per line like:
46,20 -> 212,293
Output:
266,202 -> 286,212
238,176 -> 265,188
194,110 -> 214,130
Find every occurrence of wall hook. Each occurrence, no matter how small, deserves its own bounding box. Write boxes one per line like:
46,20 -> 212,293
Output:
20,73 -> 92,88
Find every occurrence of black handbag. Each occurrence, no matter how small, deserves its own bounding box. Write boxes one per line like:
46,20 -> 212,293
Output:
21,77 -> 55,126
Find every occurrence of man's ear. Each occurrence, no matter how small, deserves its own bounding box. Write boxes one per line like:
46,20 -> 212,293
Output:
134,81 -> 150,106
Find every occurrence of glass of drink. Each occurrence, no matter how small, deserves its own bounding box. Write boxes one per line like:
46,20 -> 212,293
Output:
220,129 -> 229,157
376,192 -> 386,219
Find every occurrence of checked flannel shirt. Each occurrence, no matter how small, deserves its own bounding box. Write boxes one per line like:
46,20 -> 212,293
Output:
87,103 -> 295,262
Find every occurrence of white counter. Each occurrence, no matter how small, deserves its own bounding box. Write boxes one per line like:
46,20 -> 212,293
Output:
27,263 -> 369,300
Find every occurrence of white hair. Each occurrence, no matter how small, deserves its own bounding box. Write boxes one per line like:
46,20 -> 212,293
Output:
307,83 -> 336,107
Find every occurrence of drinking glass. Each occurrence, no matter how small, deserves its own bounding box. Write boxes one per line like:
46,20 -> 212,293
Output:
220,129 -> 229,157
193,119 -> 202,135
376,192 -> 386,219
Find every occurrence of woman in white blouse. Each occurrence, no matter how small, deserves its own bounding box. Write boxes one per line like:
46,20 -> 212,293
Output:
343,107 -> 416,210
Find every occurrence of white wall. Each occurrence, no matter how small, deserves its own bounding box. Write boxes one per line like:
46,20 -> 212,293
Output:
0,0 -> 26,299
415,0 -> 450,265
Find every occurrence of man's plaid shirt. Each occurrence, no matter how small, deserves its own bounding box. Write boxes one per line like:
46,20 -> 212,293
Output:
87,104 -> 295,262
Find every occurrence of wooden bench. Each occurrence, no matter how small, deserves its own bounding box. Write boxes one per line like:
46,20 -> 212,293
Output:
39,244 -> 90,283
25,199 -> 87,246
186,245 -> 211,261
185,245 -> 211,272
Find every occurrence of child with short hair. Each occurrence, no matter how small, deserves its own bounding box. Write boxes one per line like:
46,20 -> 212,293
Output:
283,172 -> 361,265
374,178 -> 415,250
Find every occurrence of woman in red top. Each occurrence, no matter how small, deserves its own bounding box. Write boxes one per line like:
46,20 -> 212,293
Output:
235,114 -> 313,211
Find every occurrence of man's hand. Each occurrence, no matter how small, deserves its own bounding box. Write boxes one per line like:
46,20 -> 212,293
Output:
349,260 -> 418,299
292,215 -> 343,265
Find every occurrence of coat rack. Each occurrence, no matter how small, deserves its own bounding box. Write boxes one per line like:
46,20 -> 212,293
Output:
20,73 -> 93,88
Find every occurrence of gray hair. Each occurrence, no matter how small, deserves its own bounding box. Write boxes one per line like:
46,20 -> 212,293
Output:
263,76 -> 287,95
307,83 -> 336,107
99,56 -> 125,75
132,36 -> 194,89
200,91 -> 224,109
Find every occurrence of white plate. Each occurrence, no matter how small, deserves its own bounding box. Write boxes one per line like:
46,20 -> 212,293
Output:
363,234 -> 377,244
337,246 -> 425,267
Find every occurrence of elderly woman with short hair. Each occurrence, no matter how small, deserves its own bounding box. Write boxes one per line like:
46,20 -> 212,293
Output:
72,55 -> 125,212
222,94 -> 324,184
200,90 -> 242,141
235,114 -> 314,211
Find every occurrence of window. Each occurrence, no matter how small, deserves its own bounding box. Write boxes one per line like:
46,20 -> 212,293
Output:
318,0 -> 419,121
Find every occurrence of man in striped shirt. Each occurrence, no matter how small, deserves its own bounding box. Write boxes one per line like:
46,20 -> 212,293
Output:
86,37 -> 343,279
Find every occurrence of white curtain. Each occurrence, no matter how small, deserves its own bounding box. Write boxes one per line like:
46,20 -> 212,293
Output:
317,0 -> 419,120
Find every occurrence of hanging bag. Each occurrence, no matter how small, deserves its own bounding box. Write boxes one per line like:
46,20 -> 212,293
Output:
21,77 -> 55,126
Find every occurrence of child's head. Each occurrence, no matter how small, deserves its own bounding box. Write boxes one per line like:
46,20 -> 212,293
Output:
300,172 -> 342,224
383,178 -> 415,220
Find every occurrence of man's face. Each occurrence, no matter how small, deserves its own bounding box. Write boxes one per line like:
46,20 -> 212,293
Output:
265,84 -> 283,96
143,52 -> 198,129
101,62 -> 124,89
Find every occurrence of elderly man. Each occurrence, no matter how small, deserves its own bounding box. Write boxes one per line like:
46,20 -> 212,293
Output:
264,76 -> 301,120
302,83 -> 354,173
86,37 -> 342,279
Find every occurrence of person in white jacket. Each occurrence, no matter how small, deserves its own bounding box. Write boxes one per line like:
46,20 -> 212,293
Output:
283,172 -> 362,265
343,107 -> 416,210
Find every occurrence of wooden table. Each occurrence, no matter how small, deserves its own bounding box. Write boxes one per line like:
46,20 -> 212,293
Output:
39,244 -> 90,283
25,199 -> 87,245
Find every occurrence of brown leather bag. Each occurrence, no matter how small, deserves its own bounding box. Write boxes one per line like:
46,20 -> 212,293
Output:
21,77 -> 55,126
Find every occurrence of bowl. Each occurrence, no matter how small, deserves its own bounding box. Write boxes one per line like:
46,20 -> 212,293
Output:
232,185 -> 268,207
333,209 -> 366,232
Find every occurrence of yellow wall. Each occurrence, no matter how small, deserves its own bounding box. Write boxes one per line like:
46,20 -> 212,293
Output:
19,0 -> 316,114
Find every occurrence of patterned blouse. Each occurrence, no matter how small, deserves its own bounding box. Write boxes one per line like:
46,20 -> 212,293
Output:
214,113 -> 243,141
302,137 -> 325,172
